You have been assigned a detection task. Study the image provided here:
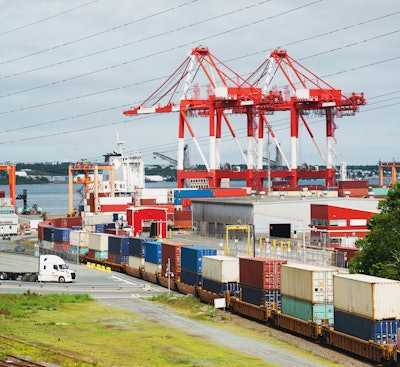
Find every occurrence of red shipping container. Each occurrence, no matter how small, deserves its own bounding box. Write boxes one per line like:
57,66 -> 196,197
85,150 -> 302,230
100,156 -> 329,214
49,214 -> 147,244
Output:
239,257 -> 287,290
181,198 -> 192,208
100,204 -> 131,213
174,209 -> 192,220
140,198 -> 157,205
213,188 -> 248,197
108,253 -> 116,264
161,242 -> 191,279
104,228 -> 127,236
87,249 -> 95,260
54,242 -> 70,253
173,219 -> 192,228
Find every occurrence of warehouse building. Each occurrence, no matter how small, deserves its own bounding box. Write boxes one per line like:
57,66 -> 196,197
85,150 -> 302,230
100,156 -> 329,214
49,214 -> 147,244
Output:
191,194 -> 379,246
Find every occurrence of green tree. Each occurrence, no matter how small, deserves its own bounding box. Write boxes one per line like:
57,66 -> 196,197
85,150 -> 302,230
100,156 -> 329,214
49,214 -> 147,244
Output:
349,183 -> 400,279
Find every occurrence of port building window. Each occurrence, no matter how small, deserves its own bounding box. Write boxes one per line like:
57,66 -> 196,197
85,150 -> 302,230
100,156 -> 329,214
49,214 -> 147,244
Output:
349,219 -> 367,226
311,218 -> 328,227
329,219 -> 346,227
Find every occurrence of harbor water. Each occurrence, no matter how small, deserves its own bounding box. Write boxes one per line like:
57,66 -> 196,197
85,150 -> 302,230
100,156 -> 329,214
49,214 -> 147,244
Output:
0,182 -> 178,216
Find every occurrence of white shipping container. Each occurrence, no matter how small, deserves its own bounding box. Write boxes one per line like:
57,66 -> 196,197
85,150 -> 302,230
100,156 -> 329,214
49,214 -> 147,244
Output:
144,261 -> 161,274
202,255 -> 239,283
128,256 -> 144,269
138,188 -> 169,204
281,264 -> 338,303
69,230 -> 89,247
98,196 -> 134,205
82,212 -> 114,226
88,232 -> 109,252
333,273 -> 400,320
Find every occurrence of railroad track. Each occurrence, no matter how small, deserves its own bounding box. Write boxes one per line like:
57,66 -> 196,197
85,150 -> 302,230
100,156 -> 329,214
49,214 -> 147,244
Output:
0,354 -> 51,367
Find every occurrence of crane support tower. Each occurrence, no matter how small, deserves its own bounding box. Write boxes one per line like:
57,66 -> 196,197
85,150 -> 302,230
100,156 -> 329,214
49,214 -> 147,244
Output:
68,162 -> 115,215
0,165 -> 16,207
123,47 -> 365,191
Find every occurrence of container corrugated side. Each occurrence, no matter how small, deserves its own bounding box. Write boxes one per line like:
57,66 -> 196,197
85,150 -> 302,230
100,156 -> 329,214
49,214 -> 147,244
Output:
161,242 -> 187,278
144,261 -> 161,274
181,246 -> 217,273
281,263 -> 337,303
108,235 -> 130,256
202,278 -> 239,294
202,255 -> 239,283
82,212 -> 114,226
144,240 -> 162,264
128,237 -> 145,257
180,268 -> 201,286
333,273 -> 400,319
282,295 -> 334,325
241,284 -> 281,309
128,255 -> 144,269
240,257 -> 287,290
88,232 -> 109,252
334,309 -> 400,344
53,227 -> 70,243
69,230 -> 89,247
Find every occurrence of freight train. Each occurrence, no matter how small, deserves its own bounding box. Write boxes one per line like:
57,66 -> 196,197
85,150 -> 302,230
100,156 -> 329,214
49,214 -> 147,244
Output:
80,251 -> 400,366
37,217 -> 400,366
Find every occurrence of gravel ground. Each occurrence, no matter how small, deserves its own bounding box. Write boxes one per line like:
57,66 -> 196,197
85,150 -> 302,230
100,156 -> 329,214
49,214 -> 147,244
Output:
97,297 -> 372,367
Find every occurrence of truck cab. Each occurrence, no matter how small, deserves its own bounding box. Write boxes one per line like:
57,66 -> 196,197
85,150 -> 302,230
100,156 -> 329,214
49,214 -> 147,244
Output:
38,255 -> 76,283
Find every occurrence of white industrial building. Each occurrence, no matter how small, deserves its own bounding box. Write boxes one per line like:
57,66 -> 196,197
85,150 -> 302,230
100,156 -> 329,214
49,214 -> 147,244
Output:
191,194 -> 380,239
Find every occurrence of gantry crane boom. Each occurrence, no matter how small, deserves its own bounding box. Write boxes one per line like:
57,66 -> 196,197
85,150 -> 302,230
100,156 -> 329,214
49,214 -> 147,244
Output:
123,46 -> 365,191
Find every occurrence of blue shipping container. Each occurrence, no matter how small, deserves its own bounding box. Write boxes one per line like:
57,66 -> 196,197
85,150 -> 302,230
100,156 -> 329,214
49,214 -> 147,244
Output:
174,197 -> 182,205
108,235 -> 130,256
95,224 -> 106,233
282,295 -> 334,325
334,309 -> 400,345
144,240 -> 162,264
53,227 -> 70,243
181,246 -> 217,273
128,237 -> 146,257
114,255 -> 129,265
43,226 -> 55,242
174,189 -> 214,199
240,284 -> 281,308
180,269 -> 202,286
202,278 -> 239,295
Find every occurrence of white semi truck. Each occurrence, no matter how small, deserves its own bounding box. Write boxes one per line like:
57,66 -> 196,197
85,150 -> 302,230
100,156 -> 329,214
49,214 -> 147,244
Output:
0,255 -> 76,283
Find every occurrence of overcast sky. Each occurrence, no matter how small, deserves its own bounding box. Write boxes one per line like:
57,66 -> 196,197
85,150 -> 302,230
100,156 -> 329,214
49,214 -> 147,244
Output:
0,0 -> 399,166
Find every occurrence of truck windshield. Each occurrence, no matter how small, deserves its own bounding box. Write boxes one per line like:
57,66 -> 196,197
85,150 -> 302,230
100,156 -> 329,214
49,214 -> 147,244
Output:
58,264 -> 68,270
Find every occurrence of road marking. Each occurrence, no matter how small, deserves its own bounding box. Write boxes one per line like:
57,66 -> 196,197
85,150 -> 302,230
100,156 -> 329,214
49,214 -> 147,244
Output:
109,275 -> 138,285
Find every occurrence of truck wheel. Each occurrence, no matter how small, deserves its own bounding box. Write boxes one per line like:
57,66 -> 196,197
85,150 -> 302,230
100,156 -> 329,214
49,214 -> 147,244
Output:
0,272 -> 8,280
29,274 -> 38,282
21,274 -> 28,282
58,276 -> 65,283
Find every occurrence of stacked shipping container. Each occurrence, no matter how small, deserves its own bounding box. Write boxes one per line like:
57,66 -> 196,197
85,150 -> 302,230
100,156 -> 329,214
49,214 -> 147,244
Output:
239,257 -> 287,308
180,246 -> 217,286
281,264 -> 338,325
333,273 -> 400,344
201,255 -> 239,294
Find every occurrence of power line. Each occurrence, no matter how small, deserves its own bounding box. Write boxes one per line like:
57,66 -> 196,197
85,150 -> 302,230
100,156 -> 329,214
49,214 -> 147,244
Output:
0,0 -> 199,66
0,0 -> 100,37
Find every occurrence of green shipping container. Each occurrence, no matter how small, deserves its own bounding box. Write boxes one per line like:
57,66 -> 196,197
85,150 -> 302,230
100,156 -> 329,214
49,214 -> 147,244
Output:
281,295 -> 334,325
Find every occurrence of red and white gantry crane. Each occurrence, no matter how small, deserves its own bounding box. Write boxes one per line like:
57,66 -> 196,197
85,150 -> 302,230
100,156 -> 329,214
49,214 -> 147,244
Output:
123,47 -> 365,191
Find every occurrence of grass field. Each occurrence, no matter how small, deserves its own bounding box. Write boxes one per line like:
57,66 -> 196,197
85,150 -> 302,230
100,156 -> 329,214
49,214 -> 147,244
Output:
0,292 -> 279,367
0,292 -> 351,367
